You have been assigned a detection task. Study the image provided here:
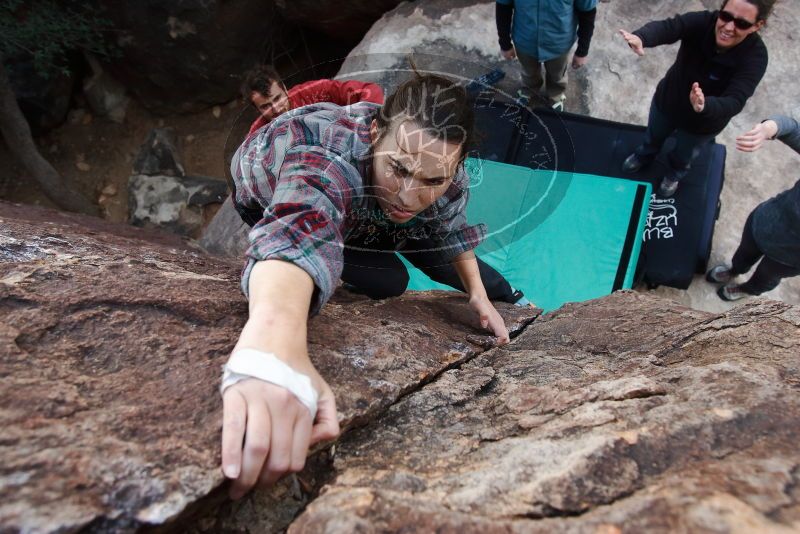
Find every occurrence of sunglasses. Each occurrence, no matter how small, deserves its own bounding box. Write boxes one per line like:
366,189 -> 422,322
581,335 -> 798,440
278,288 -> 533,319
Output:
717,10 -> 757,30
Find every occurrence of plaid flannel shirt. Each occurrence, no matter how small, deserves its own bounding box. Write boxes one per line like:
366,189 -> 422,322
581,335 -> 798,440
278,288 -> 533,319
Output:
231,102 -> 486,315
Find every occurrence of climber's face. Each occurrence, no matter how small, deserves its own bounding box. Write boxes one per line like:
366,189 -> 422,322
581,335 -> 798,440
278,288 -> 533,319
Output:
369,118 -> 462,224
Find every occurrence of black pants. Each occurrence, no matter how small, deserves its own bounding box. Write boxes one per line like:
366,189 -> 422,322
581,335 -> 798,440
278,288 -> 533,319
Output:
341,232 -> 517,302
730,212 -> 800,295
636,98 -> 715,183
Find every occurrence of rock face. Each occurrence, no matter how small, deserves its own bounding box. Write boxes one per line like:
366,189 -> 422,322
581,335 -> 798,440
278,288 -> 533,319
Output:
198,196 -> 250,258
275,0 -> 405,40
6,56 -> 77,134
3,199 -> 799,533
0,200 -> 536,533
129,128 -> 228,238
132,128 -> 185,178
101,0 -> 282,114
291,291 -> 800,532
83,54 -> 130,124
0,201 -> 243,533
128,173 -> 228,238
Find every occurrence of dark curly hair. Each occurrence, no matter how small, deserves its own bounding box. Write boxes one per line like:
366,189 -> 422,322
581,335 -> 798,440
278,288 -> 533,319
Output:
240,64 -> 284,102
375,70 -> 474,163
721,0 -> 776,21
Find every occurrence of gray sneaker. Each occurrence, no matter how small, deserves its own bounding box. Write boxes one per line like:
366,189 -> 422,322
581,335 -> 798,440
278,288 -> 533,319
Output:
717,284 -> 748,301
706,264 -> 733,284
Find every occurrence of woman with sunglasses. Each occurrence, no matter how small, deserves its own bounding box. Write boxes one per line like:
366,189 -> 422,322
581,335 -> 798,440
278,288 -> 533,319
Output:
618,0 -> 773,197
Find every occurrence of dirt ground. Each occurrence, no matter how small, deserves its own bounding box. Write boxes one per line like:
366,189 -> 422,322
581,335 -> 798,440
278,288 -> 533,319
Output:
0,98 -> 255,224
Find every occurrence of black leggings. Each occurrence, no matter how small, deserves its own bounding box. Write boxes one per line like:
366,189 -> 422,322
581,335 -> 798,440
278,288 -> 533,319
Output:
341,233 -> 518,303
730,212 -> 800,295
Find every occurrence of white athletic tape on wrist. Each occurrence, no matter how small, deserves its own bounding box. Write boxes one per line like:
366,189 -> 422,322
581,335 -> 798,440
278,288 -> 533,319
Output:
220,349 -> 319,420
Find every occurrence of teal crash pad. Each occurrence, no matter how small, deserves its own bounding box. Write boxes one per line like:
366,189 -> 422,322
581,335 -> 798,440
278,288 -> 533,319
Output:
403,158 -> 651,312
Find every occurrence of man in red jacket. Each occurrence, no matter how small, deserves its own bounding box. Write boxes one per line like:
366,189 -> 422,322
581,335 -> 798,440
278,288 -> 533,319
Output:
241,65 -> 385,136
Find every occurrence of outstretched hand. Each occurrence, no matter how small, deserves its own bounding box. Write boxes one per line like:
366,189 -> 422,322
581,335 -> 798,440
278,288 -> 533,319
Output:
736,120 -> 778,152
222,368 -> 339,500
469,295 -> 510,345
618,29 -> 644,56
689,82 -> 705,113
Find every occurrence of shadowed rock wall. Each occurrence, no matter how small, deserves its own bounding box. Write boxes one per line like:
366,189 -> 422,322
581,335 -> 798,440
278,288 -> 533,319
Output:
102,0 -> 281,114
275,0 -> 406,41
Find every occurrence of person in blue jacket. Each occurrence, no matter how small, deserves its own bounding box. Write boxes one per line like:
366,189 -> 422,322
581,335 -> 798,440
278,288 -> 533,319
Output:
706,113 -> 800,300
495,0 -> 597,111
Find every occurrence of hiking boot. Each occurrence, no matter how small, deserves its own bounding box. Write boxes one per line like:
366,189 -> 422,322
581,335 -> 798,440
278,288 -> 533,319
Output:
706,264 -> 733,284
717,283 -> 748,301
658,176 -> 680,197
621,152 -> 653,173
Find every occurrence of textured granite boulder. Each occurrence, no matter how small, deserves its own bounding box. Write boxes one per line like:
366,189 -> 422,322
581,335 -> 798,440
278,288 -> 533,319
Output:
0,200 -> 536,533
129,128 -> 228,238
83,55 -> 130,124
198,196 -> 250,258
128,173 -> 228,238
132,128 -> 185,178
291,291 -> 800,532
0,201 -> 243,533
6,56 -> 77,134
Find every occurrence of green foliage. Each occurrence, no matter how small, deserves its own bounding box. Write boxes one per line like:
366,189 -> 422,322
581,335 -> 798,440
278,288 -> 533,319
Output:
0,0 -> 117,76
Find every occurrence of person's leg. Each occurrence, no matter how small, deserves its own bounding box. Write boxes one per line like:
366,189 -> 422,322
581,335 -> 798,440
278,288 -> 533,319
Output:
623,97 -> 673,173
708,211 -> 761,285
341,236 -> 409,299
729,212 -> 764,276
637,98 -> 674,158
737,256 -> 800,295
515,49 -> 544,100
543,51 -> 570,108
713,212 -> 800,300
400,240 -> 519,303
665,130 -> 715,184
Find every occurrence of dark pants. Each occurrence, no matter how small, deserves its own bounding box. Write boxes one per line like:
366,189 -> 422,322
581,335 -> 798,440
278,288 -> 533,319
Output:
341,232 -> 517,302
635,98 -> 716,183
730,212 -> 800,295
